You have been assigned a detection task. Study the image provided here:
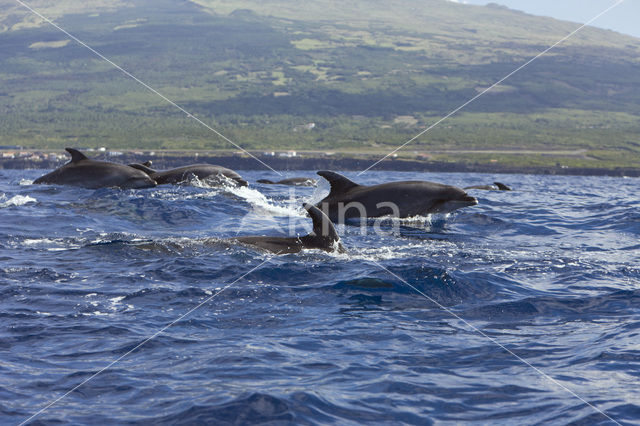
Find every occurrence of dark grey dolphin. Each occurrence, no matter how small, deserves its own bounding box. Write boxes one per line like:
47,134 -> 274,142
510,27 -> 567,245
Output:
33,148 -> 156,189
464,182 -> 511,191
257,177 -> 317,186
315,171 -> 478,222
231,203 -> 345,254
129,161 -> 248,186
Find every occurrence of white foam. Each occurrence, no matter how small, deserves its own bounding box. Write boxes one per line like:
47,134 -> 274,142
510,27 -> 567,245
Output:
0,195 -> 36,208
224,182 -> 317,236
189,174 -> 234,189
152,177 -> 308,218
337,243 -> 430,261
23,238 -> 62,246
20,237 -> 80,251
82,311 -> 110,316
226,183 -> 305,217
108,296 -> 133,312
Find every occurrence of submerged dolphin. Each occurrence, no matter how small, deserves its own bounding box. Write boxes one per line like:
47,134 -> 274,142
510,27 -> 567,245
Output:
464,182 -> 511,191
231,203 -> 345,254
315,171 -> 478,222
33,148 -> 156,189
129,161 -> 248,186
257,177 -> 317,186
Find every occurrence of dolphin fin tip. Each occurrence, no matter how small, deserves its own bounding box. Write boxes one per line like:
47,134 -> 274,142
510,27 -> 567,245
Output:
65,148 -> 88,163
316,171 -> 360,196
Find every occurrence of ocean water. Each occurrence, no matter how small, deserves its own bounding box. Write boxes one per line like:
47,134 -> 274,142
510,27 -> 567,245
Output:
1,169 -> 639,425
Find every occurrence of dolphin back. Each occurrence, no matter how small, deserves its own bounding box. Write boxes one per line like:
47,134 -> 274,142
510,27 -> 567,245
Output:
33,148 -> 156,189
129,163 -> 158,175
232,203 -> 344,254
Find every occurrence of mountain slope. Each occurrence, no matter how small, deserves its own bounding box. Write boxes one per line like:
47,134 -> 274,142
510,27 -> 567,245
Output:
0,0 -> 639,167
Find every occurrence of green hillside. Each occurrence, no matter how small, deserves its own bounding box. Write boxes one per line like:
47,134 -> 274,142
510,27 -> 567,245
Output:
1,0 -> 639,168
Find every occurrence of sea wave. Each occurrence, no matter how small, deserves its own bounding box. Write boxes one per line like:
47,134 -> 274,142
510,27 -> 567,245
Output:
2,170 -> 639,425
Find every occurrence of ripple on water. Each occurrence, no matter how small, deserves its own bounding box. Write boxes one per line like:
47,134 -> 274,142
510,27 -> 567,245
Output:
2,170 -> 640,425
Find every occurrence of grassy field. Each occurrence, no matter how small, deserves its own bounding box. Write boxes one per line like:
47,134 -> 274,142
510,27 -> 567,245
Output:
1,0 -> 639,169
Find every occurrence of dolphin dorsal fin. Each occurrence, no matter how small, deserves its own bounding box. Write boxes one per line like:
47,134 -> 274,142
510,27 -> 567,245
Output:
65,148 -> 88,163
303,203 -> 339,241
317,171 -> 360,196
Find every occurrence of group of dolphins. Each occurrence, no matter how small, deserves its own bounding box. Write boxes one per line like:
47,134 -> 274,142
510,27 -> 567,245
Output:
33,148 -> 511,254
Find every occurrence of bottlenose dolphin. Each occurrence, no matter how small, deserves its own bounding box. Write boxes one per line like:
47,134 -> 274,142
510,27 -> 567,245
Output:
315,171 -> 478,222
257,177 -> 317,186
464,182 -> 511,191
33,148 -> 157,189
129,161 -> 248,186
231,203 -> 345,254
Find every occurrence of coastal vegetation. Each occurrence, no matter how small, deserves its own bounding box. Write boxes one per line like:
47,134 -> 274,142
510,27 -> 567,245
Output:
1,0 -> 639,168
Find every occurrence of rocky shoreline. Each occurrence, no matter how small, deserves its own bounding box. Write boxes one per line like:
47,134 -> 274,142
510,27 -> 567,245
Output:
2,152 -> 639,177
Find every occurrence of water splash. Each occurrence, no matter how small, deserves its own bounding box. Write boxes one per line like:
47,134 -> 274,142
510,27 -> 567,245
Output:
231,185 -> 303,216
0,194 -> 36,208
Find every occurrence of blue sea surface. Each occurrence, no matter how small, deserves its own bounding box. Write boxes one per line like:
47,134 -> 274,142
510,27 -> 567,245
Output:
1,169 -> 639,425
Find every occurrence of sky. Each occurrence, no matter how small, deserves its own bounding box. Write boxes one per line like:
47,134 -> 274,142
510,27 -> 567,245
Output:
455,0 -> 640,38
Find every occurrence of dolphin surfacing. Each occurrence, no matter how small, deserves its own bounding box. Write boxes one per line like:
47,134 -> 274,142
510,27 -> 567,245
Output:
464,182 -> 511,191
257,177 -> 317,186
129,162 -> 248,187
33,148 -> 157,189
315,171 -> 478,222
231,203 -> 345,254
